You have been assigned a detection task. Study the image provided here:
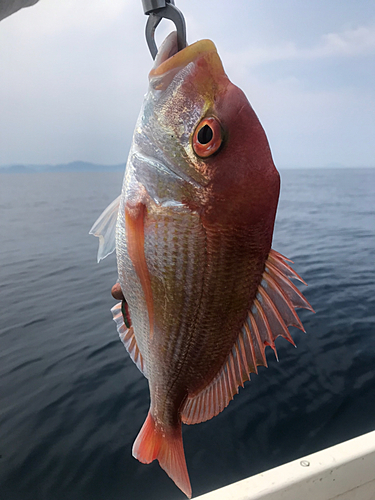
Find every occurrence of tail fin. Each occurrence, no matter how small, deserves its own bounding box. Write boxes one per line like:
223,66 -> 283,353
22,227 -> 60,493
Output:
132,411 -> 192,498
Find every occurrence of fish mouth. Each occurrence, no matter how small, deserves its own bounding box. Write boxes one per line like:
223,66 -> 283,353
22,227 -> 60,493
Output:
149,32 -> 223,79
152,31 -> 180,70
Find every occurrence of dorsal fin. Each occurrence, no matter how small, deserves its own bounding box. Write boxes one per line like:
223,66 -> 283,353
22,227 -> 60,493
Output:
111,302 -> 148,377
89,195 -> 121,262
181,249 -> 314,425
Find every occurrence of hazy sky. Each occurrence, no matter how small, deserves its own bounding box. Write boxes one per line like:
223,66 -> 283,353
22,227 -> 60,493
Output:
1,0 -> 374,168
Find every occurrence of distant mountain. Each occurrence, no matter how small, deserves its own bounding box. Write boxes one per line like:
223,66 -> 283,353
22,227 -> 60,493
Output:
2,161 -> 374,174
0,161 -> 126,173
45,161 -> 125,172
0,164 -> 36,173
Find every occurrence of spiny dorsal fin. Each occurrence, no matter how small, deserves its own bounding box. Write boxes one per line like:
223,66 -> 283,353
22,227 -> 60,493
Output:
89,195 -> 121,262
111,302 -> 148,377
181,249 -> 314,425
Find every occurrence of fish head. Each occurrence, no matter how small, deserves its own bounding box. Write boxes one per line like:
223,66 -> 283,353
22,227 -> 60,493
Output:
137,32 -> 280,229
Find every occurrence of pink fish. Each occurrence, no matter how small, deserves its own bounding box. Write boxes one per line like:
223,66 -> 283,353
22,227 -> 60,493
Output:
91,32 -> 313,498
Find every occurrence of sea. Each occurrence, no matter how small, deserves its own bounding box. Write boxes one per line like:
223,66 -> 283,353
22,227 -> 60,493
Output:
0,167 -> 374,500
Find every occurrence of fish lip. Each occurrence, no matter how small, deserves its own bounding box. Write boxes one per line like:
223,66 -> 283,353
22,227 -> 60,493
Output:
150,33 -> 218,78
153,31 -> 180,70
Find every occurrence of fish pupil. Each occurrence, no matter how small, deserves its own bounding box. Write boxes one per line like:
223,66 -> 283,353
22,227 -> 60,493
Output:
197,124 -> 213,144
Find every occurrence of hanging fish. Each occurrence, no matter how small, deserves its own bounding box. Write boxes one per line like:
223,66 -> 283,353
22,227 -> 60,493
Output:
90,32 -> 313,498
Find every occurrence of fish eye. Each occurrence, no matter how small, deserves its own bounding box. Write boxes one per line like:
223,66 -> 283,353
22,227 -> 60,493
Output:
193,117 -> 222,158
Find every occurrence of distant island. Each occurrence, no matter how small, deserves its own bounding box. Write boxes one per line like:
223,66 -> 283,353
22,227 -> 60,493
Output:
0,161 -> 126,174
1,161 -> 374,173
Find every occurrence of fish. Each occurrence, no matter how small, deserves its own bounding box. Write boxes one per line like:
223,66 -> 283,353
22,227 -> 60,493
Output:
90,31 -> 313,498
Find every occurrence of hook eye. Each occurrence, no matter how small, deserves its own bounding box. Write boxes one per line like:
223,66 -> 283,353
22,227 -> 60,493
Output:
143,1 -> 187,59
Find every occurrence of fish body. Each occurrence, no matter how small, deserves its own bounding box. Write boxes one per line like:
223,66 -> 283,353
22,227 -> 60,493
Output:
91,32 -> 313,498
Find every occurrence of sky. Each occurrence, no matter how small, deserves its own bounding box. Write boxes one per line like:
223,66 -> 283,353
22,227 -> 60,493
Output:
0,0 -> 375,168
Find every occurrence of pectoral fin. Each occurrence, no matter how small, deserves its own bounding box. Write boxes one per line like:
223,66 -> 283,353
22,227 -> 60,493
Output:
125,202 -> 155,339
182,249 -> 314,425
89,195 -> 121,262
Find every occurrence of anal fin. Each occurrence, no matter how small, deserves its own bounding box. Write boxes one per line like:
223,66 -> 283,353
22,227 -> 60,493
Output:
181,249 -> 314,425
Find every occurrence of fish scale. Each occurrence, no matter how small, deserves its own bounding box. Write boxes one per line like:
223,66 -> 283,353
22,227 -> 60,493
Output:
183,228 -> 266,392
144,208 -> 206,374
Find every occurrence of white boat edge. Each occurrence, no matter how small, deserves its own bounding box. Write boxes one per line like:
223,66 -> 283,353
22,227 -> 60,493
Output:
194,430 -> 375,500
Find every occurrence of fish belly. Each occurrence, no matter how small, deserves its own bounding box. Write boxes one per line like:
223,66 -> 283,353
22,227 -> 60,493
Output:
117,185 -> 267,425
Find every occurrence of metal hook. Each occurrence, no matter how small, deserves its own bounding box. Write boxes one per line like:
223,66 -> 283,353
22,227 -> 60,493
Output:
142,0 -> 187,59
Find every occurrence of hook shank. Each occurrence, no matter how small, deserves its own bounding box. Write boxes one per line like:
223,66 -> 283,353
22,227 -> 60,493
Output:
142,0 -> 187,60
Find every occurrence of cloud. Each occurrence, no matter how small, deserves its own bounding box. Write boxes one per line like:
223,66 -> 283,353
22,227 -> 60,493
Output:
224,24 -> 375,67
1,0 -> 141,37
320,25 -> 375,57
1,0 -> 374,168
0,0 -> 149,165
234,73 -> 375,169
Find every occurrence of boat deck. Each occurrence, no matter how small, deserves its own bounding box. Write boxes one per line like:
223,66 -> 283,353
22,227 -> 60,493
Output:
195,430 -> 375,500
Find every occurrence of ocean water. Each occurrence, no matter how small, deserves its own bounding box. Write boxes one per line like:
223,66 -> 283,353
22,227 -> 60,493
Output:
0,168 -> 374,500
